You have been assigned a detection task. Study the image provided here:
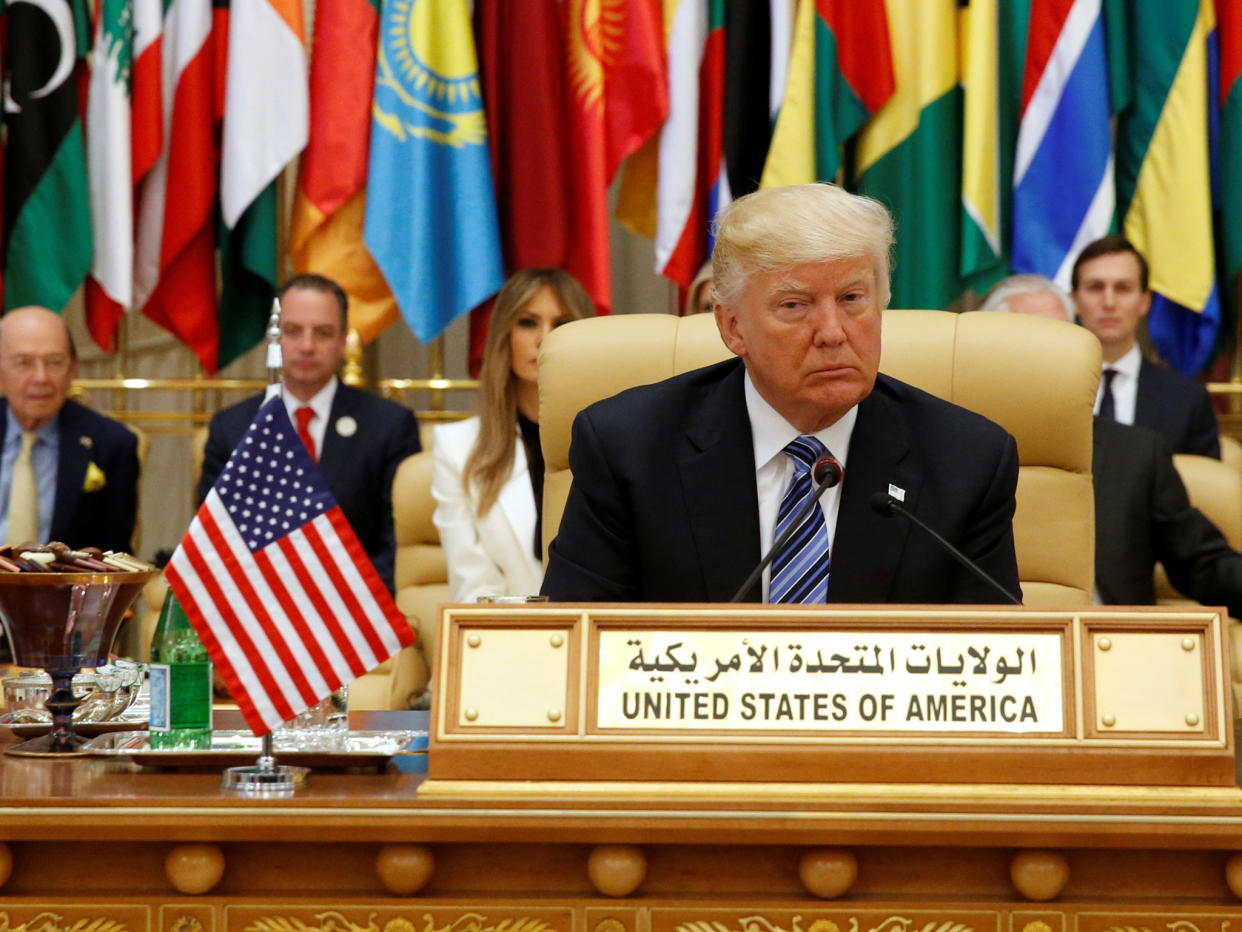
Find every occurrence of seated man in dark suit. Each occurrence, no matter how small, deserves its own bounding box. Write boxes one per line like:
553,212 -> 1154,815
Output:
1070,235 -> 1219,458
983,275 -> 1242,616
198,274 -> 420,592
0,306 -> 139,552
543,183 -> 1021,604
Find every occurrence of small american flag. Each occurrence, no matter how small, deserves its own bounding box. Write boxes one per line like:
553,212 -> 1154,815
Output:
167,397 -> 415,735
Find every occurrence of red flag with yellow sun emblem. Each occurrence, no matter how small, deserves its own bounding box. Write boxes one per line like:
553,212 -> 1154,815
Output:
563,0 -> 667,311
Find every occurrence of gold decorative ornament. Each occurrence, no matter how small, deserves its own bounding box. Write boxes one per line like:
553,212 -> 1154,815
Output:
0,913 -> 131,932
1098,637 -> 1112,651
593,920 -> 626,932
170,918 -> 205,932
1183,637 -> 1197,651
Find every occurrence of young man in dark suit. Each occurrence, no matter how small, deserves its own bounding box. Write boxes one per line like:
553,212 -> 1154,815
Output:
984,274 -> 1242,616
1071,235 -> 1220,458
542,184 -> 1021,605
198,275 -> 420,592
0,306 -> 139,553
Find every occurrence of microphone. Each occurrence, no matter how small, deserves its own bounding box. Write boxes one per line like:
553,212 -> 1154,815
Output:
868,492 -> 1022,605
730,452 -> 844,603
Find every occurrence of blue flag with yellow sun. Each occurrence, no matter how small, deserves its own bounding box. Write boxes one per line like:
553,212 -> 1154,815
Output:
364,0 -> 505,344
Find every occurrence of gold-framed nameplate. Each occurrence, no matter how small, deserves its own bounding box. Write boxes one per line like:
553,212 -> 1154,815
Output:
598,629 -> 1062,733
428,605 -> 1233,787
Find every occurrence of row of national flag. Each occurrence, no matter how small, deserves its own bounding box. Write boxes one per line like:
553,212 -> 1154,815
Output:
745,0 -> 1240,378
4,0 -> 1241,378
3,0 -> 306,372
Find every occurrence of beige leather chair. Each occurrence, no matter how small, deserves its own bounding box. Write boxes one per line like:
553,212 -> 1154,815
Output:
1220,435 -> 1242,475
1154,453 -> 1242,705
540,310 -> 1100,605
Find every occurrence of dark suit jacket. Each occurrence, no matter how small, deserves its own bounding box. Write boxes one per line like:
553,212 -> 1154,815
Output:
1134,357 -> 1219,458
198,385 -> 421,591
542,359 -> 1021,604
0,399 -> 139,553
1093,417 -> 1242,616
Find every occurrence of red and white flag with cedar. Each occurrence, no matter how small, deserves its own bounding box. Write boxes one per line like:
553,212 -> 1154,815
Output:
84,0 -> 163,351
166,397 -> 414,735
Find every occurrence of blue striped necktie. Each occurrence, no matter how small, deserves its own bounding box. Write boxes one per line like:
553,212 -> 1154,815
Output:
769,435 -> 831,604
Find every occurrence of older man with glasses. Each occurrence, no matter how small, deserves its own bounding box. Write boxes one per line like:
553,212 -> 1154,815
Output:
0,306 -> 139,553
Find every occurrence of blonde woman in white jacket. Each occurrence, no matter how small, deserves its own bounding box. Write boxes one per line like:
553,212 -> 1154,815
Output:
432,269 -> 595,602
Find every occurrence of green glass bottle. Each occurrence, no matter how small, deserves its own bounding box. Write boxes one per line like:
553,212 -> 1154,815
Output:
148,589 -> 212,749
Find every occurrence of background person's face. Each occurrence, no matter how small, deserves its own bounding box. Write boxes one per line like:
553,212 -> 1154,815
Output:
279,288 -> 347,400
0,309 -> 77,431
1073,252 -> 1150,357
509,286 -> 565,389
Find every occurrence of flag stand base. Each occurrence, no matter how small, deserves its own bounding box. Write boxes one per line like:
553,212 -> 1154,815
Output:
221,733 -> 309,797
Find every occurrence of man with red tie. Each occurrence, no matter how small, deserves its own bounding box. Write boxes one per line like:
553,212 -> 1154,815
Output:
198,274 -> 421,592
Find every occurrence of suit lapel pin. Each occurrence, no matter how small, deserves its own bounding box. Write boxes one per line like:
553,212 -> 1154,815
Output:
79,436 -> 93,449
887,483 -> 906,502
335,416 -> 357,438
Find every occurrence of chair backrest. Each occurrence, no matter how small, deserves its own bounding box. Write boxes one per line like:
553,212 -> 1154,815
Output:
540,310 -> 1100,605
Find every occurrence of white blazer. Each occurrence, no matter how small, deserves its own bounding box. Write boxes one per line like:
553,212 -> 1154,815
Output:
431,417 -> 544,603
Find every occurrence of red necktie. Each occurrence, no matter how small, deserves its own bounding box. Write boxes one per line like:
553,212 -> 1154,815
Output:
295,406 -> 317,462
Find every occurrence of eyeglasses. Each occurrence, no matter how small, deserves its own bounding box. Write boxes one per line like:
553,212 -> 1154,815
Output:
3,354 -> 72,375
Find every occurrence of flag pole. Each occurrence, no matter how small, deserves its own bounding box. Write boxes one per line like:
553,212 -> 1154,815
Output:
221,295 -> 309,796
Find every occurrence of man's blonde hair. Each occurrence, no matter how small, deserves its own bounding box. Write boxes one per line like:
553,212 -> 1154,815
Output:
711,183 -> 895,307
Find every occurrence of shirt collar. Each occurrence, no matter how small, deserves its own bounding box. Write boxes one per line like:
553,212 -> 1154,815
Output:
744,371 -> 858,473
5,408 -> 59,447
282,376 -> 337,424
1107,344 -> 1142,380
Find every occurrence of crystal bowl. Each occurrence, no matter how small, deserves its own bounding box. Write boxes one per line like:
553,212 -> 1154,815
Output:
2,662 -> 145,724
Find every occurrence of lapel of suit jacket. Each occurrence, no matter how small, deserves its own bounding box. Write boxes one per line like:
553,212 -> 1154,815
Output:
826,379 -> 921,602
678,362 -> 762,602
493,427 -> 538,567
1133,357 -> 1157,431
51,402 -> 91,539
316,384 -> 354,492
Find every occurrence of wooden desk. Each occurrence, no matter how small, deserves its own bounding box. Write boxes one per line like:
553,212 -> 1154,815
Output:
2,712 -> 1242,932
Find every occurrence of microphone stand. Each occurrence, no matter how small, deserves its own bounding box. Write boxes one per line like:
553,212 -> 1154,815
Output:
873,495 -> 1023,605
731,472 -> 838,603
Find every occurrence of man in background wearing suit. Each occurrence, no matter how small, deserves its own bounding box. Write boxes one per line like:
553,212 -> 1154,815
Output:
198,274 -> 421,592
543,183 -> 1021,604
983,274 -> 1242,617
1071,235 -> 1220,458
0,306 -> 139,553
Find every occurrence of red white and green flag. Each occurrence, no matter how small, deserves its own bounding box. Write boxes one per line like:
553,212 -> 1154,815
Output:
134,0 -> 219,370
85,0 -> 163,351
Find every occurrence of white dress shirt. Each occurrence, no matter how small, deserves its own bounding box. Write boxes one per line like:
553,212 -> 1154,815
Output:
281,377 -> 338,457
745,372 -> 857,601
1095,344 -> 1140,425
